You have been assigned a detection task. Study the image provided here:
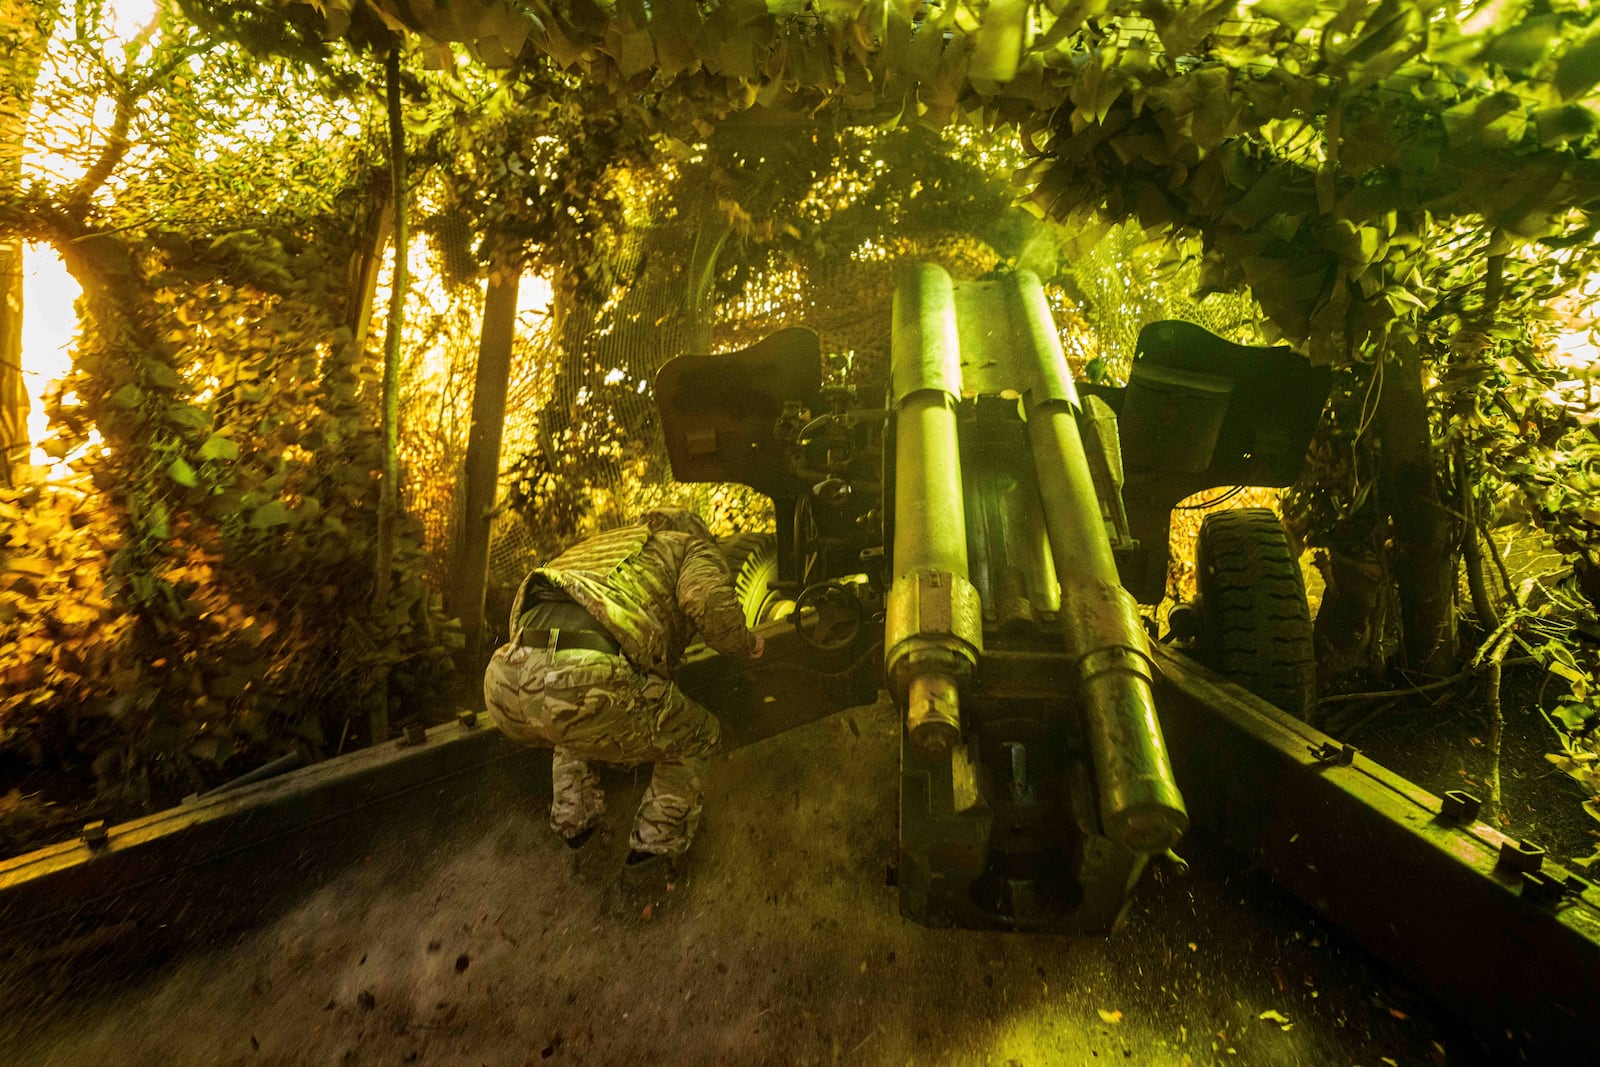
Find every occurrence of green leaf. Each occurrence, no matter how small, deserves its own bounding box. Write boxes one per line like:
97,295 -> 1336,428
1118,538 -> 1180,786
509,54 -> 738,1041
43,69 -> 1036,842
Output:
1555,31 -> 1600,100
148,499 -> 170,540
1534,104 -> 1599,145
198,434 -> 240,462
1252,0 -> 1317,28
1553,699 -> 1595,733
166,403 -> 210,431
970,0 -> 1029,83
142,360 -> 182,391
167,458 -> 199,488
248,500 -> 294,529
1441,91 -> 1527,149
1478,15 -> 1564,72
109,383 -> 145,409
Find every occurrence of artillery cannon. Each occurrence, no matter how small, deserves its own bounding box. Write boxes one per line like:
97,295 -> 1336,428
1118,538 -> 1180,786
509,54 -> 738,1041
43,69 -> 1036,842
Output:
655,263 -> 1329,932
2,265 -> 1595,1063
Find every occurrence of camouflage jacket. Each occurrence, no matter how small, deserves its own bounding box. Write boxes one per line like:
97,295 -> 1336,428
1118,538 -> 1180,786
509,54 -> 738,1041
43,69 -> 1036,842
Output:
511,524 -> 756,678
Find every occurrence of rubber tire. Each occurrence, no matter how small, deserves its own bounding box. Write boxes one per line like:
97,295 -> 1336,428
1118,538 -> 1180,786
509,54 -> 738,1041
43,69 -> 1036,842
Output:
1194,508 -> 1317,720
719,532 -> 784,627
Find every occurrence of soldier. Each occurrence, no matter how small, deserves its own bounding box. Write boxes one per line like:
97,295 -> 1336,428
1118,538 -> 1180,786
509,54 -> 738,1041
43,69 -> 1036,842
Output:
483,507 -> 764,884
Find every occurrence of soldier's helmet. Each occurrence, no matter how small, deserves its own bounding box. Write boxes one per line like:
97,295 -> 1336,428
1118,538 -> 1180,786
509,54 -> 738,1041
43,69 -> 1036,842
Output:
641,506 -> 713,542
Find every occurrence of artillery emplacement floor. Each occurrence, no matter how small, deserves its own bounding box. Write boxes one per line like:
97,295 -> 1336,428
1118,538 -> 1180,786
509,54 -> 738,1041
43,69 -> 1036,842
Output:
5,700 -> 1479,1067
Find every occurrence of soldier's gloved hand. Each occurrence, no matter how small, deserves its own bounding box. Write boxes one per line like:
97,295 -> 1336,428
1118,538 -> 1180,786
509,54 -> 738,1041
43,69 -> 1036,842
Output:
750,633 -> 765,660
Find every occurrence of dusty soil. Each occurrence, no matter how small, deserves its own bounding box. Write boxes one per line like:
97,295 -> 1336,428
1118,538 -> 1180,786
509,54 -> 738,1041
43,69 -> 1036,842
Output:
2,699 -> 1484,1067
1338,663 -> 1600,870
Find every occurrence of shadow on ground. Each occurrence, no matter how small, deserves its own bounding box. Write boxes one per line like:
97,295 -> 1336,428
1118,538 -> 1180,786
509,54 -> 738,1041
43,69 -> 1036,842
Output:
2,700 -> 1481,1067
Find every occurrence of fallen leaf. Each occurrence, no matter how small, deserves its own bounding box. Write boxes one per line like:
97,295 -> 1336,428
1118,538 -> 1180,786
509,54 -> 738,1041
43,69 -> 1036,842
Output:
1098,1008 -> 1123,1024
1258,1009 -> 1290,1024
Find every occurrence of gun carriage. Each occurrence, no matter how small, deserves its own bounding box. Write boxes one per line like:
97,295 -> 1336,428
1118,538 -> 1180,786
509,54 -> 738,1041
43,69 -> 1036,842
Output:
1,265 -> 1595,1063
657,263 -> 1329,932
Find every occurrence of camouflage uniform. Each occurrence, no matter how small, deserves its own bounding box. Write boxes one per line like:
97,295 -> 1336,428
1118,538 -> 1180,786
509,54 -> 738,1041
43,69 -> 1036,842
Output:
483,514 -> 757,857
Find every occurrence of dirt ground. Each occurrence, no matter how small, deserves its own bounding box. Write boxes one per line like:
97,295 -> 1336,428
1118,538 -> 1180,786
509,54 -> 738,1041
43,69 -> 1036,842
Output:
1342,664 -> 1600,869
3,699 -> 1482,1067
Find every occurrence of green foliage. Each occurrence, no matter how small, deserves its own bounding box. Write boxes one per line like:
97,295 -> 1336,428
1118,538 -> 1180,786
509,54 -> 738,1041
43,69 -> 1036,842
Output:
0,3 -> 456,804
8,0 -> 1600,814
417,58 -> 669,293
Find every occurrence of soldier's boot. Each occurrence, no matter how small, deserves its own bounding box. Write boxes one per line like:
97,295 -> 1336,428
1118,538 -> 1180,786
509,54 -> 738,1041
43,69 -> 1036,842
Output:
616,848 -> 686,918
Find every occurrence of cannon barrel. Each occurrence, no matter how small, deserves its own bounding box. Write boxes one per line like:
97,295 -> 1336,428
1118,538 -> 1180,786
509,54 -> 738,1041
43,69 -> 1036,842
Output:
1010,273 -> 1189,854
885,265 -> 983,753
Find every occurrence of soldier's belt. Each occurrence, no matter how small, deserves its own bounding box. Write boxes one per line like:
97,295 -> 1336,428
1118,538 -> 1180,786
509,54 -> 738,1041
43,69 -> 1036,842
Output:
517,627 -> 622,656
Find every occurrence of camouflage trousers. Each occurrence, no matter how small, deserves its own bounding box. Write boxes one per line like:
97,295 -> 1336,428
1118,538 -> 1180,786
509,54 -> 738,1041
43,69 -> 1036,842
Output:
483,641 -> 721,857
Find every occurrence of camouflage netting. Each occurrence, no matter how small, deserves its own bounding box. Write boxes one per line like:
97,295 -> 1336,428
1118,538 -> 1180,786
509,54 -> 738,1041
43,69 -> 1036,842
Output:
399,223 -> 1010,625
394,206 -> 1285,644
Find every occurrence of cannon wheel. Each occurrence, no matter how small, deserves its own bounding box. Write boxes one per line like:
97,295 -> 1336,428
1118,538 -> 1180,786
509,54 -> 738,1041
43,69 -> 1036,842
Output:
720,532 -> 788,626
1194,508 -> 1317,720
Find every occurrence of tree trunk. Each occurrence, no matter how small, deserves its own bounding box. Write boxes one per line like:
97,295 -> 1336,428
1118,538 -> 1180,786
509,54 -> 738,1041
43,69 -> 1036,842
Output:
447,254 -> 519,684
0,0 -> 62,485
1455,439 -> 1498,632
341,191 -> 392,368
1378,332 -> 1457,675
0,241 -> 23,484
369,47 -> 409,744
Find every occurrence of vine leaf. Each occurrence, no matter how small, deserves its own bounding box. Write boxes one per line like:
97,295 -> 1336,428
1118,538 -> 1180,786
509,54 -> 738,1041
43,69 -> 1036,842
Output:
1478,15 -> 1565,73
248,500 -> 294,529
109,383 -> 144,409
166,457 -> 199,488
1555,30 -> 1600,100
198,434 -> 239,462
1253,0 -> 1318,28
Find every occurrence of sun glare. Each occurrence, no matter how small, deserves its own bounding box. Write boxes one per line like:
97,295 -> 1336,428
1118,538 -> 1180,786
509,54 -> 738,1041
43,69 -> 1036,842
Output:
20,243 -> 83,469
110,0 -> 162,49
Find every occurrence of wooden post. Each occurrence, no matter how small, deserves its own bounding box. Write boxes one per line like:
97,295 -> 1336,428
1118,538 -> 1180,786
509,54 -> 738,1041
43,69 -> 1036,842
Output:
448,256 -> 520,684
369,46 -> 409,745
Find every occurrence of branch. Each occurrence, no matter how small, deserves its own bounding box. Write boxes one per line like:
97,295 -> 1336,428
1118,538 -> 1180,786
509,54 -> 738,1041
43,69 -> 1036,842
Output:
1482,519 -> 1520,609
1480,250 -> 1504,327
64,10 -> 162,213
1317,656 -> 1537,705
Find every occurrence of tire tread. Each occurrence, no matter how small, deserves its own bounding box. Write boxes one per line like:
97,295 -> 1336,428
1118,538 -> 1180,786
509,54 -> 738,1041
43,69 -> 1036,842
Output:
1195,508 -> 1318,719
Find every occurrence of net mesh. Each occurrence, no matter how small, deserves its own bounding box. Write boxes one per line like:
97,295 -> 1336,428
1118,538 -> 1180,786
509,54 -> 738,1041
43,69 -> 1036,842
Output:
393,211 -> 1226,634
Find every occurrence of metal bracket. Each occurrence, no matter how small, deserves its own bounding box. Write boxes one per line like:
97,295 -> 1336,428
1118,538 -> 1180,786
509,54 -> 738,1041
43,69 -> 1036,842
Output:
1497,838 -> 1545,875
1439,790 -> 1482,823
1309,741 -> 1358,767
